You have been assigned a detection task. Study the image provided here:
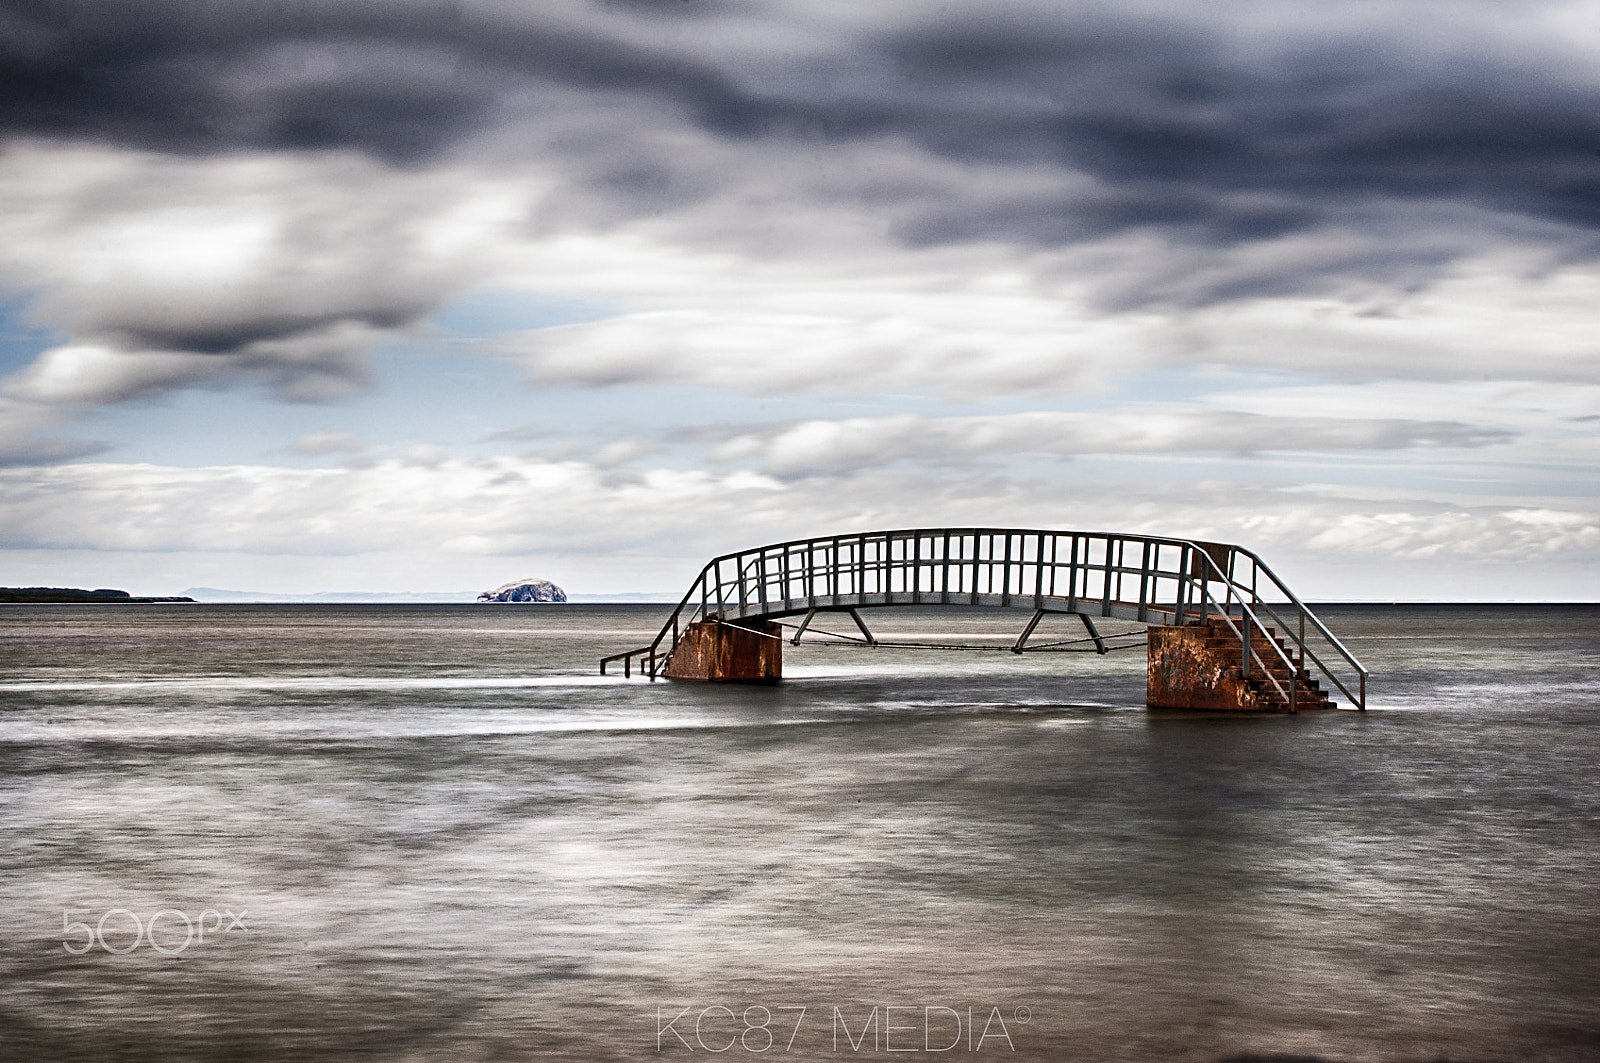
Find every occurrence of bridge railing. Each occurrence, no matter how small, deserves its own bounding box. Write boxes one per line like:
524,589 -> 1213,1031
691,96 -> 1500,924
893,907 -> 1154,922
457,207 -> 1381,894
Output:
599,528 -> 1367,710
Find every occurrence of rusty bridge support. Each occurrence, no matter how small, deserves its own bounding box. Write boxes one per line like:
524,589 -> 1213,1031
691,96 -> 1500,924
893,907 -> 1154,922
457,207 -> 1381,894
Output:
662,619 -> 783,682
1148,620 -> 1334,713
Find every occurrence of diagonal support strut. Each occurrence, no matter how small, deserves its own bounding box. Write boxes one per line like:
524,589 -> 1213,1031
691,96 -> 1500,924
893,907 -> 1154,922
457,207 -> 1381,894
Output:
1012,608 -> 1047,654
1079,612 -> 1108,654
847,608 -> 877,647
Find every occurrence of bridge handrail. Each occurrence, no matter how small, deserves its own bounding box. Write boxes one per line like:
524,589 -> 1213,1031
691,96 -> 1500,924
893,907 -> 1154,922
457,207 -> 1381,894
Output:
607,527 -> 1366,709
598,644 -> 656,678
1187,542 -> 1367,708
1235,549 -> 1369,676
1179,544 -> 1366,710
1246,596 -> 1363,708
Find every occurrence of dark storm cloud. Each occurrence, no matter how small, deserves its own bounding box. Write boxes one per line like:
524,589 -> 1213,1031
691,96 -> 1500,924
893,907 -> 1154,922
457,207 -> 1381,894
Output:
883,18 -> 1600,240
5,0 -> 1597,244
0,0 -> 487,162
0,0 -> 783,163
109,307 -> 415,358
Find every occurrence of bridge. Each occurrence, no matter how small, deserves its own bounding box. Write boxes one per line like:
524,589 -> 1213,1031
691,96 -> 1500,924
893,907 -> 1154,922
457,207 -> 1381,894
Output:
599,528 -> 1367,713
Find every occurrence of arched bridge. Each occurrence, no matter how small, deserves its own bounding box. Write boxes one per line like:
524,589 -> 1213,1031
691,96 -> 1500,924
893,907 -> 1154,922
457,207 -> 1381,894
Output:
600,527 -> 1367,713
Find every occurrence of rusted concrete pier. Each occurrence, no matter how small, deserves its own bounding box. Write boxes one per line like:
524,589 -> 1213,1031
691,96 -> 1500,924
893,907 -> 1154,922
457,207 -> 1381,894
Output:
599,527 -> 1367,712
1148,621 -> 1333,713
662,619 -> 782,682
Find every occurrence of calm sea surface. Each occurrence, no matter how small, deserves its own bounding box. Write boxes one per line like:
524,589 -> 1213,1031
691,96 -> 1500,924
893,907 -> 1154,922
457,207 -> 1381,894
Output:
1,603 -> 1597,1062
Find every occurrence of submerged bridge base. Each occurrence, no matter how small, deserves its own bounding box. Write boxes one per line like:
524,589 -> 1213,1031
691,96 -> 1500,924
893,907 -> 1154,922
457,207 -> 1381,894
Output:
663,616 -> 1337,712
663,619 -> 783,682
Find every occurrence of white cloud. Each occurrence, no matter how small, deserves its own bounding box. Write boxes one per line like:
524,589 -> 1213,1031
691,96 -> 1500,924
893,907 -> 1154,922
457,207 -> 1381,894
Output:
293,432 -> 365,456
593,438 -> 657,467
502,304 -> 1139,398
700,410 -> 1509,477
1168,254 -> 1600,383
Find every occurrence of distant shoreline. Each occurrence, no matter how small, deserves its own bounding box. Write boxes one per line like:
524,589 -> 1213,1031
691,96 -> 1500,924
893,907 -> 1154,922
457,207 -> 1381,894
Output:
0,587 -> 196,604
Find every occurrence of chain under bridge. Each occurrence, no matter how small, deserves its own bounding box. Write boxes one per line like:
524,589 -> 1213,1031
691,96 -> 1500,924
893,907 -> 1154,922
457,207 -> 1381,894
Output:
600,527 -> 1367,713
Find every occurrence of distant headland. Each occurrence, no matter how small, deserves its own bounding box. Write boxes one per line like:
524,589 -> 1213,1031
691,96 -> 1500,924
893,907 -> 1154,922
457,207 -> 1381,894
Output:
477,578 -> 567,603
0,586 -> 196,604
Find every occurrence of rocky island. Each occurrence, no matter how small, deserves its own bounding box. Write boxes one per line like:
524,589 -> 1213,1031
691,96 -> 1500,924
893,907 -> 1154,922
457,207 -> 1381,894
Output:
476,578 -> 567,603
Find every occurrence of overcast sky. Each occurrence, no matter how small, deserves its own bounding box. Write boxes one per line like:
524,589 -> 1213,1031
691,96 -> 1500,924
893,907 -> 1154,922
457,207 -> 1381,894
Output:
2,0 -> 1597,599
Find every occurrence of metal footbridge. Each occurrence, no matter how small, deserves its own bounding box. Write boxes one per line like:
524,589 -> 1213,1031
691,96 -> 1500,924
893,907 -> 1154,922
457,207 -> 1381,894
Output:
600,527 -> 1367,711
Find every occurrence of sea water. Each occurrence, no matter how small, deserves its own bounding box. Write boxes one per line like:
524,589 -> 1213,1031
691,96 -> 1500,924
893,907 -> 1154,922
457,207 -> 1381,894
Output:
1,603 -> 1597,1062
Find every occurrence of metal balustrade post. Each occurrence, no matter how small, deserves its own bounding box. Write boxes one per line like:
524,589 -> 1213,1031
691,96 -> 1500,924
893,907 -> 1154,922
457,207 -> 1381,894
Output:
941,532 -> 952,604
1138,539 -> 1151,622
1068,535 -> 1079,612
918,533 -> 925,600
1178,545 -> 1190,622
883,535 -> 893,602
857,534 -> 867,600
996,532 -> 1006,606
1046,534 -> 1058,597
758,550 -> 769,613
1034,532 -> 1045,605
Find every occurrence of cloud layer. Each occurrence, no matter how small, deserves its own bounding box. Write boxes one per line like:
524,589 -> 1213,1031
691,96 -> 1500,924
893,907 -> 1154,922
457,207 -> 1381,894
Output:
3,0 -> 1600,407
2,0 -> 1598,596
